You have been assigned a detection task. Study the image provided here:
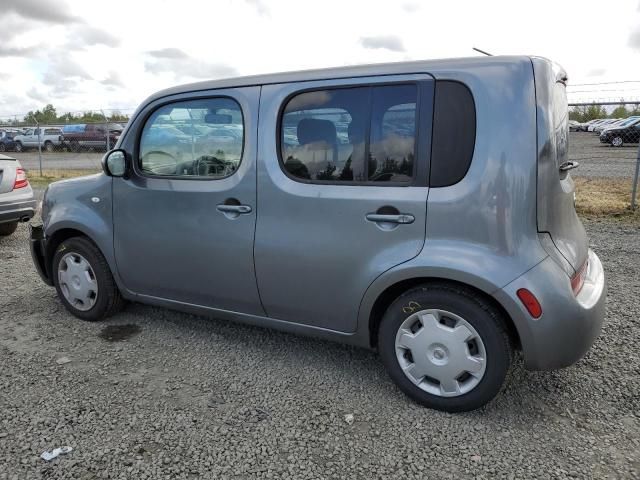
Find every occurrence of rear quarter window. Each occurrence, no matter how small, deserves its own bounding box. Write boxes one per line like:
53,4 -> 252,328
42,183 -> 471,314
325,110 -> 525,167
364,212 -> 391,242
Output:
429,81 -> 476,187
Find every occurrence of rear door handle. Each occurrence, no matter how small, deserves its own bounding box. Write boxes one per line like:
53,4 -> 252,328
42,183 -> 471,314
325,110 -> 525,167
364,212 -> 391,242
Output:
217,204 -> 252,214
559,161 -> 579,172
365,213 -> 415,224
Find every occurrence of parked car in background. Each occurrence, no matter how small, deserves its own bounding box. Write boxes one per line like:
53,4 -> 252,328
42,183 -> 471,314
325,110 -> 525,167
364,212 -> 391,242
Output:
0,154 -> 36,236
13,127 -> 64,152
587,119 -> 608,132
599,118 -> 640,146
592,118 -> 620,134
62,123 -> 123,151
30,56 -> 606,413
0,130 -> 19,152
569,120 -> 581,132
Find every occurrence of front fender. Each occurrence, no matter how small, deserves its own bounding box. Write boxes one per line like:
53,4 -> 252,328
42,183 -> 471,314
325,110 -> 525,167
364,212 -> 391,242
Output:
42,174 -> 119,286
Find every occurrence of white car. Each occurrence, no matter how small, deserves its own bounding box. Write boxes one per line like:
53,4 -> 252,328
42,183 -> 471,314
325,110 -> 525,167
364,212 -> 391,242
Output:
13,127 -> 64,152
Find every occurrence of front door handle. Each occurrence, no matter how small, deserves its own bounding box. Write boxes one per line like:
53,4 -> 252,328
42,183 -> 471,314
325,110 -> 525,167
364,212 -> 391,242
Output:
365,213 -> 415,224
217,204 -> 252,214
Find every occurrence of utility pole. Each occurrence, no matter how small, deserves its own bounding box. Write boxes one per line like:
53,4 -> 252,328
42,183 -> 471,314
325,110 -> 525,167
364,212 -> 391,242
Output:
29,113 -> 42,176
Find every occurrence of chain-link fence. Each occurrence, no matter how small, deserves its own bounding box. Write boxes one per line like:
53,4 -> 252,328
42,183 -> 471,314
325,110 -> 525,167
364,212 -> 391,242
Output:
0,108 -> 135,175
568,101 -> 640,209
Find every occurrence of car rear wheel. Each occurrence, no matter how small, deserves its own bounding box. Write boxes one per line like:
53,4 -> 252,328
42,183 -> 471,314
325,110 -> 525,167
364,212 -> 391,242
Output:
52,236 -> 124,321
611,136 -> 623,147
44,141 -> 54,152
0,222 -> 18,236
69,140 -> 80,152
14,142 -> 23,153
0,143 -> 5,152
378,283 -> 513,412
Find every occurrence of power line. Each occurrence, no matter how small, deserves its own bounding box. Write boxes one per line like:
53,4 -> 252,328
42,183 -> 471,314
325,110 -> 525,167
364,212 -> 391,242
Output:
567,80 -> 640,87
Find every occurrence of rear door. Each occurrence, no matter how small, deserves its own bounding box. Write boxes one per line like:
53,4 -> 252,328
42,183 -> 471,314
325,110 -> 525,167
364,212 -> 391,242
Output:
533,58 -> 588,273
255,75 -> 433,332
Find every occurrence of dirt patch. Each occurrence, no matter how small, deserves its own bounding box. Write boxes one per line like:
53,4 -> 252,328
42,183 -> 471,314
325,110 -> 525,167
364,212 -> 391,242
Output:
574,177 -> 639,221
99,324 -> 141,342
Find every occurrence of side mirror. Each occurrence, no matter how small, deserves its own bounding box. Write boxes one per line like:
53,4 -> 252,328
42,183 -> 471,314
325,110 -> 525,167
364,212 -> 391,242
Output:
102,149 -> 128,177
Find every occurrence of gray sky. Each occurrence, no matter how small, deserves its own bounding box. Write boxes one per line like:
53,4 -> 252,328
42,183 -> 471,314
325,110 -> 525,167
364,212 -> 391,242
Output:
1,0 -> 640,118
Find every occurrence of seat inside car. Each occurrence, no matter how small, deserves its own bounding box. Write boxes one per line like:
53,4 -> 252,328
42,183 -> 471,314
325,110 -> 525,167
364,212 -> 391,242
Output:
284,118 -> 338,180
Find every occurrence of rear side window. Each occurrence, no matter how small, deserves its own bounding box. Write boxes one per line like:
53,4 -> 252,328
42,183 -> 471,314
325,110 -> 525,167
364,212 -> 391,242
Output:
280,84 -> 417,184
139,97 -> 244,178
430,81 -> 476,187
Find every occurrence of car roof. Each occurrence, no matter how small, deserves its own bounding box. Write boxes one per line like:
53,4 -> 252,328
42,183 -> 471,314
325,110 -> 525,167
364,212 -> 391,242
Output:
143,55 -> 541,104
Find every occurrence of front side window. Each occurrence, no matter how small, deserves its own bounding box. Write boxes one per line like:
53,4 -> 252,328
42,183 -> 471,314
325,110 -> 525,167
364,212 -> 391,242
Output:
280,84 -> 417,184
139,98 -> 243,178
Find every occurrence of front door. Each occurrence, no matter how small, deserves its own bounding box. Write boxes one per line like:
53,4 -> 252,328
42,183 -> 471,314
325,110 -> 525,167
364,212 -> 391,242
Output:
255,75 -> 433,332
113,87 -> 264,315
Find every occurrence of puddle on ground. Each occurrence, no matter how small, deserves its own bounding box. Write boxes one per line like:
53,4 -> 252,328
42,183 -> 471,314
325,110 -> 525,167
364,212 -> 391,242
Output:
99,324 -> 141,342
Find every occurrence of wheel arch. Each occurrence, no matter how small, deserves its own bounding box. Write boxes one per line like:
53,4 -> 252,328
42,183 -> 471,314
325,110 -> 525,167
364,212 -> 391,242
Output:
366,276 -> 521,351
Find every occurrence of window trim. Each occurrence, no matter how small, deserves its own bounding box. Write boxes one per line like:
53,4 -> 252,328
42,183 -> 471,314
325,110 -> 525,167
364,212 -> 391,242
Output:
276,81 -> 429,187
133,95 -> 245,181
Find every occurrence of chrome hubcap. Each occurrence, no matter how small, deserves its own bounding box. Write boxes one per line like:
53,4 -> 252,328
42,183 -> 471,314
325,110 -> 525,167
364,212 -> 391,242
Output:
613,137 -> 622,147
57,252 -> 98,311
395,309 -> 486,397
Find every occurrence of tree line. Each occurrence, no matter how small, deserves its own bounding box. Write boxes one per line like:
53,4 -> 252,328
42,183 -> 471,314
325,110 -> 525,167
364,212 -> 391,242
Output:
569,103 -> 640,123
1,104 -> 129,126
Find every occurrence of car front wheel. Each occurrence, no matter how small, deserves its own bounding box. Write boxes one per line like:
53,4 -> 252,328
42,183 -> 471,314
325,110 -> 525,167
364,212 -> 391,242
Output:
378,283 -> 513,412
611,136 -> 623,147
52,236 -> 124,321
14,142 -> 23,152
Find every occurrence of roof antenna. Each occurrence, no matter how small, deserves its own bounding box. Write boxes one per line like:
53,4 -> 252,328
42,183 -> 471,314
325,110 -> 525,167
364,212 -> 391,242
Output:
473,47 -> 493,56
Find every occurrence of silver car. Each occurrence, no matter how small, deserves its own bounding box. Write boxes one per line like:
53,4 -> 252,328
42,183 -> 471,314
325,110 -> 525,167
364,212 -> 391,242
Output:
30,56 -> 606,412
0,154 -> 36,236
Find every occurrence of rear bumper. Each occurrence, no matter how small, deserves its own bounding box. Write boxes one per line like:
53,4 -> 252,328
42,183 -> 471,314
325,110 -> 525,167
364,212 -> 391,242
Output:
30,224 -> 53,286
495,249 -> 606,370
0,198 -> 36,224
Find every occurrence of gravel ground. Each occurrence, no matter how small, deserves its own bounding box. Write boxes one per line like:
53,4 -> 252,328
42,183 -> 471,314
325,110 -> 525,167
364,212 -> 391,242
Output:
1,214 -> 639,479
10,132 -> 640,179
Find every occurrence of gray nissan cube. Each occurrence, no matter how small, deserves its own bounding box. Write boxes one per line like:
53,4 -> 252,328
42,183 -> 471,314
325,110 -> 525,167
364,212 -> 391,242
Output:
30,56 -> 606,412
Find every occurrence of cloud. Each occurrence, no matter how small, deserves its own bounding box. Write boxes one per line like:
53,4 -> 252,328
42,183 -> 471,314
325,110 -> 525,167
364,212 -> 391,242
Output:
144,50 -> 237,80
71,25 -> 120,48
27,88 -> 49,103
0,45 -> 39,57
146,48 -> 190,60
101,71 -> 125,88
42,53 -> 92,84
360,35 -> 406,52
245,0 -> 269,15
402,3 -> 419,12
1,0 -> 77,24
587,68 -> 606,77
630,27 -> 640,51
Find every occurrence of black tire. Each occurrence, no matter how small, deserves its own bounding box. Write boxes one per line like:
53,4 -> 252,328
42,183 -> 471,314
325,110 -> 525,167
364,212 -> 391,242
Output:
611,136 -> 623,147
52,236 -> 124,321
378,283 -> 513,412
44,141 -> 54,153
14,142 -> 23,153
0,143 -> 5,152
69,141 -> 80,152
0,222 -> 18,236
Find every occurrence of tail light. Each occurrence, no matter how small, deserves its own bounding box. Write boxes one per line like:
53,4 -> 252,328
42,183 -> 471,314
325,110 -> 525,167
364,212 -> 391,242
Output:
13,167 -> 29,189
571,260 -> 588,296
516,288 -> 542,319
